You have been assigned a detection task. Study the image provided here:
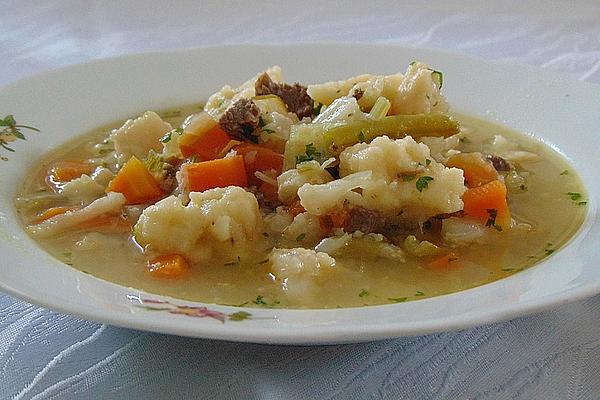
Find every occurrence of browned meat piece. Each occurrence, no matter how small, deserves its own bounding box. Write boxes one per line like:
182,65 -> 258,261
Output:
157,162 -> 178,193
218,98 -> 261,142
487,155 -> 512,171
344,207 -> 386,234
351,88 -> 364,101
255,73 -> 314,119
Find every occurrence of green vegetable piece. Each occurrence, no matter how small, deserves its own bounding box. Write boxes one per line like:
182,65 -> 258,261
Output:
416,176 -> 434,192
322,114 -> 460,155
431,70 -> 443,89
368,96 -> 391,119
388,297 -> 408,303
295,142 -> 322,165
358,289 -> 369,298
404,235 -> 442,257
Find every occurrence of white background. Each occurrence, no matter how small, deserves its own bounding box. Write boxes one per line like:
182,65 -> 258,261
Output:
1,1 -> 600,398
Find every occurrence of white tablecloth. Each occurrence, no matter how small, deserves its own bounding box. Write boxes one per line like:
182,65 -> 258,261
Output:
1,1 -> 600,398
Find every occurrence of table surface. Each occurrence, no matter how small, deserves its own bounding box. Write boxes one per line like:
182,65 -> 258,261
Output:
2,1 -> 600,399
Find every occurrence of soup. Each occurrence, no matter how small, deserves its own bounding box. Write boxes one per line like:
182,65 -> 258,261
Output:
14,63 -> 587,309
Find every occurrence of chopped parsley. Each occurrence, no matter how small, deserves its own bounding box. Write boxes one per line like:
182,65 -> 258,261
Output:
560,170 -> 569,176
358,289 -> 369,298
258,115 -> 267,128
416,176 -> 434,192
431,70 -> 443,89
295,233 -> 306,242
358,131 -> 366,142
567,192 -> 582,201
160,128 -> 183,143
485,208 -> 503,232
415,291 -> 425,297
401,174 -> 416,182
388,297 -> 408,303
313,102 -> 324,116
143,151 -> 164,174
295,143 -> 321,165
501,267 -> 523,272
425,159 -> 432,166
252,295 -> 280,308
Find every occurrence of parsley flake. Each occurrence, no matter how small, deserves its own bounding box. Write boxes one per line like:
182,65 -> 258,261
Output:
560,170 -> 569,176
295,143 -> 321,165
567,192 -> 582,201
358,131 -> 366,142
416,176 -> 434,192
388,297 -> 408,303
485,209 -> 503,231
295,233 -> 306,242
358,289 -> 369,298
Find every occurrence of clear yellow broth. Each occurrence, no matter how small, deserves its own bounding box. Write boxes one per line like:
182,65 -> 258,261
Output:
15,106 -> 587,309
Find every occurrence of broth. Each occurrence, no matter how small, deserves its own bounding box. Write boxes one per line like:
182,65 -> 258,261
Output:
15,106 -> 587,309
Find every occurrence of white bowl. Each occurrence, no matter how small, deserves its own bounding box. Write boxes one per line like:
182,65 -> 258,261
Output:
0,44 -> 598,345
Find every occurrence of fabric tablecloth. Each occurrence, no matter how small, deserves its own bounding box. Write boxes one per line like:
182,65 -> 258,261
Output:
1,1 -> 600,398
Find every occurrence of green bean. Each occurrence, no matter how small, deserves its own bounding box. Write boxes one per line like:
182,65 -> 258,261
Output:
323,113 -> 460,154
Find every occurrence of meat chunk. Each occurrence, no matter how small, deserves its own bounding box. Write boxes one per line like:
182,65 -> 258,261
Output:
487,154 -> 512,171
218,98 -> 261,142
255,73 -> 314,119
344,207 -> 386,234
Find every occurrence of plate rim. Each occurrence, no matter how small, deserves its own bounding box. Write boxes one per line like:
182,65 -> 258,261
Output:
0,42 -> 598,344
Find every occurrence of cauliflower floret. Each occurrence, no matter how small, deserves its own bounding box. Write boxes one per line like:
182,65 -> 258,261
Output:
61,167 -> 115,205
307,62 -> 447,115
298,171 -> 374,215
204,66 -> 282,120
110,111 -> 173,164
299,136 -> 465,221
391,62 -> 448,115
134,187 -> 263,263
269,247 -> 336,299
307,73 -> 374,106
339,135 -> 431,179
277,160 -> 333,204
282,212 -> 324,246
28,192 -> 126,238
353,74 -> 405,111
419,134 -> 461,163
61,174 -> 105,204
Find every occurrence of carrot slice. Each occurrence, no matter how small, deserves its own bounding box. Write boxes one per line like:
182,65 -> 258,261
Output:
428,252 -> 460,271
47,161 -> 94,185
287,199 -> 305,218
35,206 -> 80,223
179,125 -> 231,160
447,153 -> 498,188
234,143 -> 284,187
147,254 -> 190,279
106,156 -> 163,204
182,155 -> 248,193
462,179 -> 511,230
